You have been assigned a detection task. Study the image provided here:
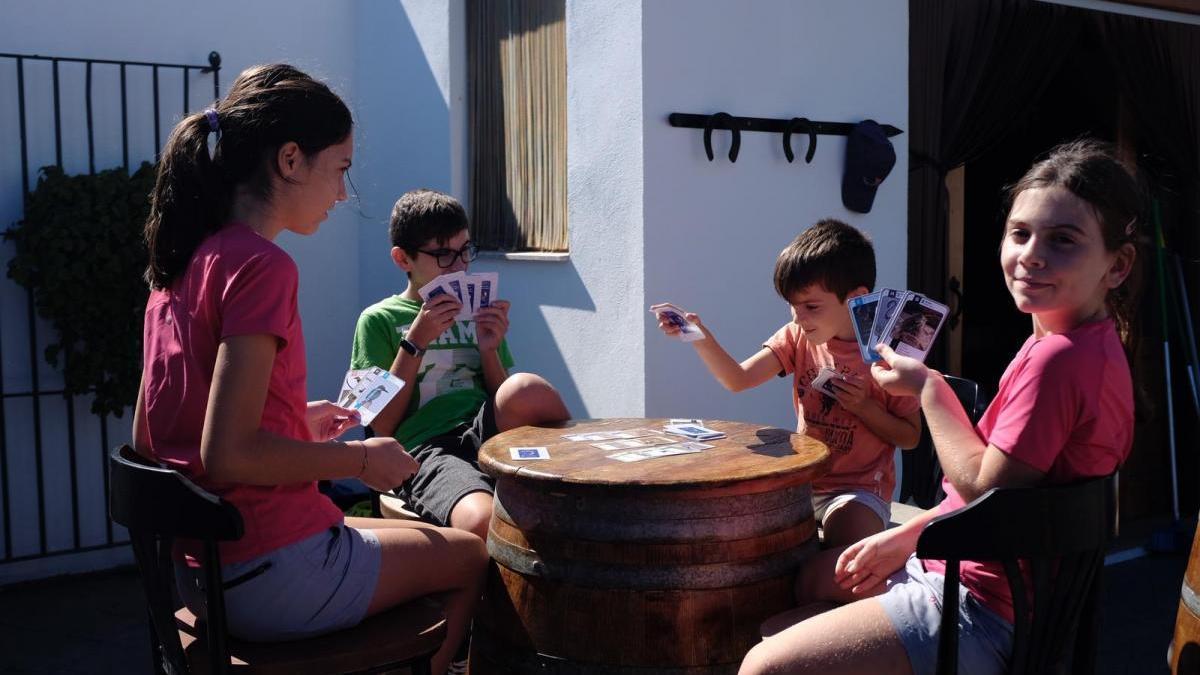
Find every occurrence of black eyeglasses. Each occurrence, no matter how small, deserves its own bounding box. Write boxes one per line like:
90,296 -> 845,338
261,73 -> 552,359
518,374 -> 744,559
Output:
417,242 -> 479,268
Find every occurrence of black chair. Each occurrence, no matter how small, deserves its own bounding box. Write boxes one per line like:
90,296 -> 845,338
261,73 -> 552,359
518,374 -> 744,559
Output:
899,375 -> 990,508
915,475 -> 1114,675
108,445 -> 446,675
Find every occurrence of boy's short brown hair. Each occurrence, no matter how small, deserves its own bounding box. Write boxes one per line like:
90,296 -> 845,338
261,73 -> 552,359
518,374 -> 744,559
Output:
773,219 -> 876,301
389,188 -> 469,253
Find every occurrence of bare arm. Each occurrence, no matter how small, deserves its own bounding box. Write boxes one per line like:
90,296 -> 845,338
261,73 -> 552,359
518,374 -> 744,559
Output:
132,376 -> 153,461
201,334 -> 367,485
920,372 -> 1044,501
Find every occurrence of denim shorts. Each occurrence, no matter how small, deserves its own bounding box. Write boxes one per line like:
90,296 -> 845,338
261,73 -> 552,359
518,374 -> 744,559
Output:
812,489 -> 891,528
175,524 -> 382,642
876,555 -> 1013,675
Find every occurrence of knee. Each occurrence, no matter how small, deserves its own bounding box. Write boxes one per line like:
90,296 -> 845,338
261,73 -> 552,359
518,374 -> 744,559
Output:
450,496 -> 493,542
739,642 -> 781,675
496,373 -> 568,425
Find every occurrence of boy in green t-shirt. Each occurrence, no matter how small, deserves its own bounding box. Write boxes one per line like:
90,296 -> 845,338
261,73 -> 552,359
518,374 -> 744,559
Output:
350,189 -> 570,540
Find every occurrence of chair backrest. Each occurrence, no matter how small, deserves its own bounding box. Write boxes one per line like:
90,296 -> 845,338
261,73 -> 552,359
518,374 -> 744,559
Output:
915,475 -> 1114,675
109,445 -> 243,675
899,375 -> 990,508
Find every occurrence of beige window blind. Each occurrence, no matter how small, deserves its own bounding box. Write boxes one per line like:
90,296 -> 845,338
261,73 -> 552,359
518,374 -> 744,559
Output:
468,0 -> 567,252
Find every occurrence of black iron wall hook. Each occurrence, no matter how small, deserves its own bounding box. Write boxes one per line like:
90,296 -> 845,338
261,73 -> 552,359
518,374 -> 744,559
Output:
671,112 -> 902,163
783,117 -> 817,163
703,112 -> 741,162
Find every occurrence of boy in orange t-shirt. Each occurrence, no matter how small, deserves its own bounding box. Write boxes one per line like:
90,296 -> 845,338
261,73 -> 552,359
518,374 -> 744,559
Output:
656,219 -> 920,547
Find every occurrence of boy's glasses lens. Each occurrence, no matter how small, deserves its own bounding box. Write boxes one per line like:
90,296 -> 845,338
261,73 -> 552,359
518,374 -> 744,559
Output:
430,242 -> 479,268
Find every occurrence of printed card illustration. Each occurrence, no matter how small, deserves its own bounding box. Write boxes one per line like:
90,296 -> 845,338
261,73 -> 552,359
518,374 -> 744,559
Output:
473,272 -> 498,313
417,276 -> 452,303
848,291 -> 881,362
879,294 -> 949,363
809,367 -> 846,397
510,446 -> 550,460
590,435 -> 676,451
868,288 -> 905,362
649,303 -> 705,342
337,367 -> 405,426
663,423 -> 726,440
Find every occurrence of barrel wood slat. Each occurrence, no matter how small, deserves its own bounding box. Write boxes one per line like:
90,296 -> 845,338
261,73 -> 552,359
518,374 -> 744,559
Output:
472,418 -> 830,675
1173,522 -> 1200,673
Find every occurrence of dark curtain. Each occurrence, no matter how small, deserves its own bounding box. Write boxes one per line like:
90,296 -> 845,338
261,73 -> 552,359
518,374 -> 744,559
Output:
1097,14 -> 1200,253
907,0 -> 1080,370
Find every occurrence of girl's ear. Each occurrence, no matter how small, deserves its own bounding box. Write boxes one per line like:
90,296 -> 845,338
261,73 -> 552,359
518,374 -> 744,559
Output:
391,246 -> 414,273
276,141 -> 302,179
1104,242 -> 1136,290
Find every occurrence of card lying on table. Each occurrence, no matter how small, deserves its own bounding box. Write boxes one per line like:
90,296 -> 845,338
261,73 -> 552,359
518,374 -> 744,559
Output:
607,441 -> 713,463
663,423 -> 725,441
510,446 -> 550,460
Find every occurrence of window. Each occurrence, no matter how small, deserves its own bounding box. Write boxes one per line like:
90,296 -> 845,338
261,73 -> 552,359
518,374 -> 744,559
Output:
467,0 -> 567,252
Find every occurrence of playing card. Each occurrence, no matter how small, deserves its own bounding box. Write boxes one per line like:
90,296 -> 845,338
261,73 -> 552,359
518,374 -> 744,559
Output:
869,289 -> 906,361
591,435 -> 676,451
650,303 -> 705,342
336,366 -> 405,426
669,418 -> 704,426
663,423 -> 726,440
561,428 -> 658,442
417,276 -> 452,303
509,446 -> 550,460
848,291 -> 881,362
474,272 -> 498,312
879,293 -> 950,363
441,271 -> 471,320
809,367 -> 845,397
465,277 -> 478,316
607,442 -> 710,463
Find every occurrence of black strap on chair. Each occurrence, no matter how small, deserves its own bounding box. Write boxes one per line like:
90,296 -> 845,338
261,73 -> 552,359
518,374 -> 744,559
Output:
915,475 -> 1114,675
109,445 -> 243,675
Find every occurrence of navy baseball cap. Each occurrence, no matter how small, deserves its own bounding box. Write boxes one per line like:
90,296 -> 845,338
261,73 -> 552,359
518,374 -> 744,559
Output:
842,120 -> 896,214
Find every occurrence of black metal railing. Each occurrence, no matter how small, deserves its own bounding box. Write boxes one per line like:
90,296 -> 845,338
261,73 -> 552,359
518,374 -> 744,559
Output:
0,51 -> 220,566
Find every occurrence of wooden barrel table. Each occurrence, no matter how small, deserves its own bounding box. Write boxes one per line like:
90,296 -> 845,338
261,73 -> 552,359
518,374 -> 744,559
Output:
1173,523 -> 1200,673
470,417 -> 830,675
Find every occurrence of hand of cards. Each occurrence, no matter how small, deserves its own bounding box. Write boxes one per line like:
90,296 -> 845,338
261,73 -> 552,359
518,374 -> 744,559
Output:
650,303 -> 705,342
848,288 -> 949,363
337,366 -> 405,426
418,271 -> 499,320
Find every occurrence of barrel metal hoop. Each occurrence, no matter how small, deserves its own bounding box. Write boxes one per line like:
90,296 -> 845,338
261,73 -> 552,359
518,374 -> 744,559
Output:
1182,580 -> 1200,617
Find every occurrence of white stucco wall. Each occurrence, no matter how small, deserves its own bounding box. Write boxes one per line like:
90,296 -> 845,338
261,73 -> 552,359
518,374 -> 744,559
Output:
641,0 -> 909,430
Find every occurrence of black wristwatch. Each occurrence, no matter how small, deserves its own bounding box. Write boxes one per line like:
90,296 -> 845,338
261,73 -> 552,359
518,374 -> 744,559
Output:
398,337 -> 426,357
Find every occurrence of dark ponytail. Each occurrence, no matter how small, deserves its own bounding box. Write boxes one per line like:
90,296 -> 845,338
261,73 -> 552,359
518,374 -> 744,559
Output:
144,64 -> 352,289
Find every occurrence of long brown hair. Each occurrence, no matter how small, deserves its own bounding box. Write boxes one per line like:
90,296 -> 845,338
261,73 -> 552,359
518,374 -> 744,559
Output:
1004,138 -> 1147,353
143,64 -> 352,289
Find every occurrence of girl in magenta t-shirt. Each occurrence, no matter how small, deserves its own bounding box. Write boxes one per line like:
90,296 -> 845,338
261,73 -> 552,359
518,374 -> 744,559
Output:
133,64 -> 484,672
741,141 -> 1144,675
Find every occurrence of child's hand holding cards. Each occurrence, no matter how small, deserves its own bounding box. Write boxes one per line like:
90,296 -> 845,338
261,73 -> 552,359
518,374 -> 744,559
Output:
650,303 -> 705,342
846,288 -> 948,364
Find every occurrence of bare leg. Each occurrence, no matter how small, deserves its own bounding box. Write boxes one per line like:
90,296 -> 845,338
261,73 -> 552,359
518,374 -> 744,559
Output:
795,545 -> 889,606
740,597 -> 913,675
821,501 -> 886,549
493,373 -> 569,431
759,603 -> 836,638
448,490 -> 494,542
347,516 -> 487,675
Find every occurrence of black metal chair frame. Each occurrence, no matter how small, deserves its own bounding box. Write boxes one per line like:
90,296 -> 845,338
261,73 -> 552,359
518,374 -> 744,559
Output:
108,445 -> 437,675
915,475 -> 1115,675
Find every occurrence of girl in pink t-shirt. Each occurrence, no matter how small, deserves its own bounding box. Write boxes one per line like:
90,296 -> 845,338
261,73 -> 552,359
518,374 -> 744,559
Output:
741,140 -> 1144,675
134,64 -> 484,673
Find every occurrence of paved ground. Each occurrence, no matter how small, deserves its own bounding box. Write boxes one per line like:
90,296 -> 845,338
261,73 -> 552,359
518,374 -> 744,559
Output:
0,543 -> 1188,674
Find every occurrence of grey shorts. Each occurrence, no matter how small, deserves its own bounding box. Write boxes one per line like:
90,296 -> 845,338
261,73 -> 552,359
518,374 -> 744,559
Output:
175,524 -> 382,642
396,398 -> 498,526
812,489 -> 891,527
876,555 -> 1013,675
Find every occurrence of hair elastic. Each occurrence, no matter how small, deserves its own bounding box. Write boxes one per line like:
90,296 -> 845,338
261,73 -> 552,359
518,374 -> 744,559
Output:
1124,218 -> 1136,237
204,108 -> 220,135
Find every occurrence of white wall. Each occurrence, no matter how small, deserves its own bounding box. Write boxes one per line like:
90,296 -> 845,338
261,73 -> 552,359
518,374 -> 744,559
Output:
641,0 -> 909,430
0,0 -> 362,583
